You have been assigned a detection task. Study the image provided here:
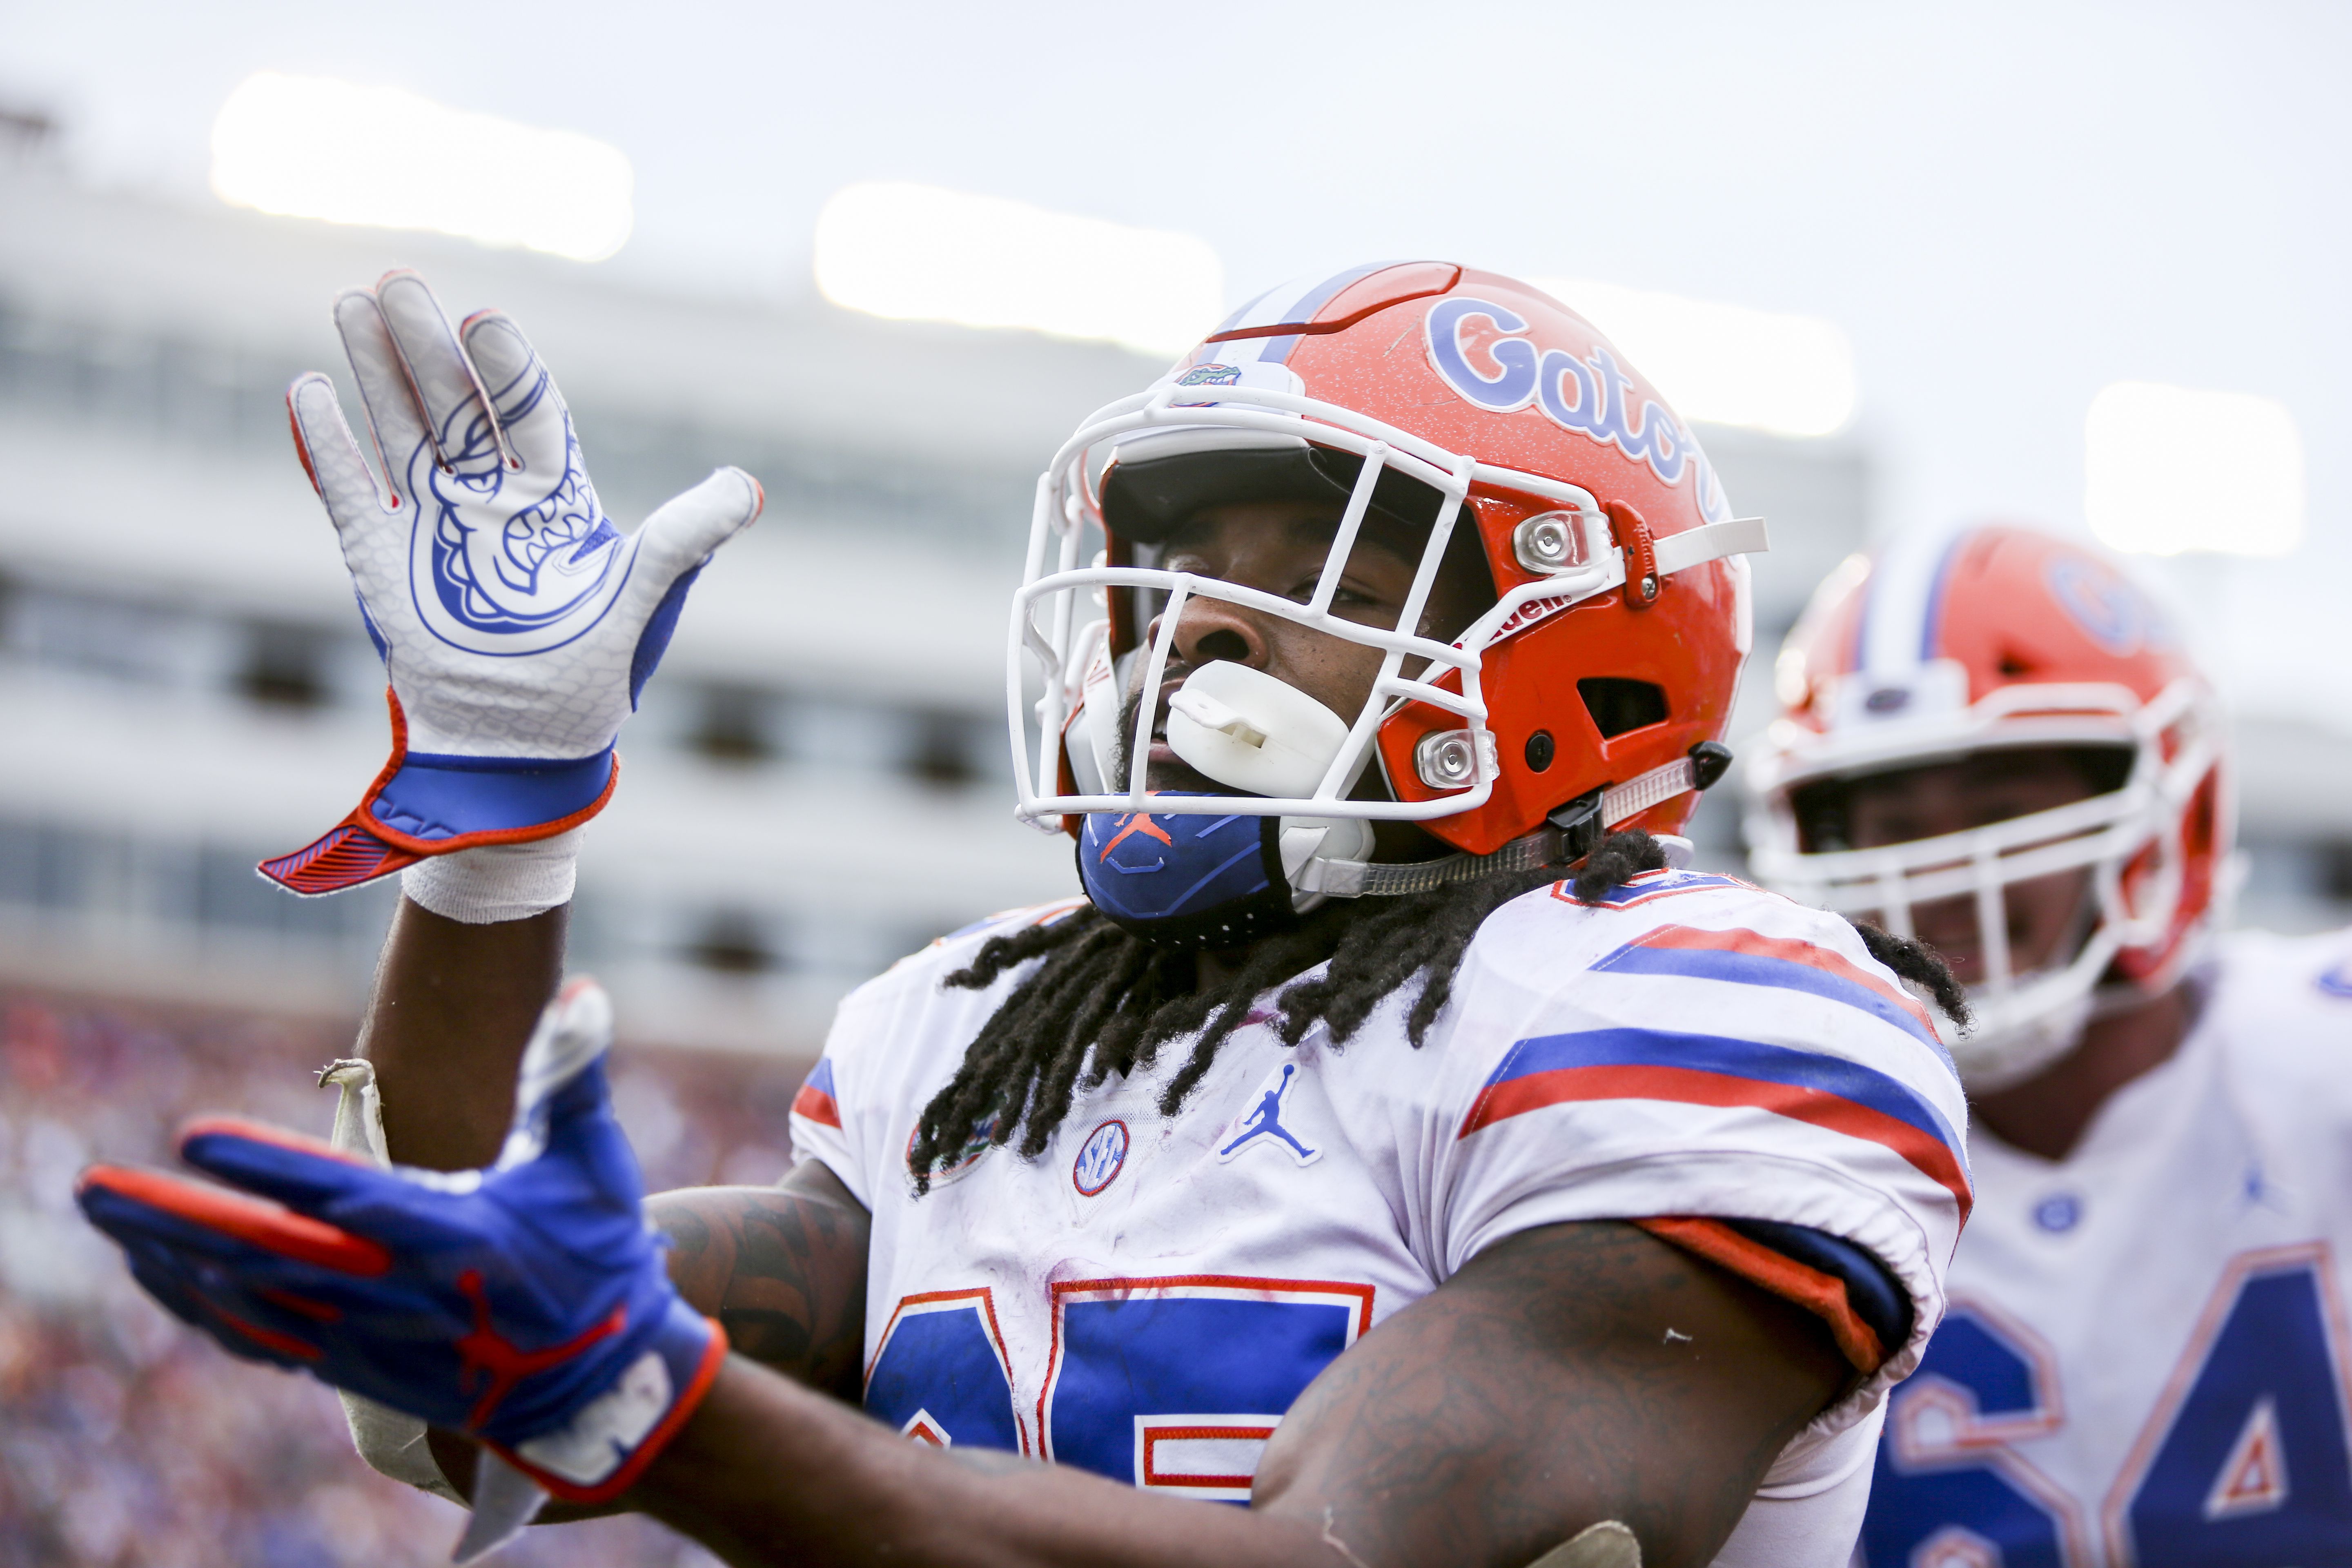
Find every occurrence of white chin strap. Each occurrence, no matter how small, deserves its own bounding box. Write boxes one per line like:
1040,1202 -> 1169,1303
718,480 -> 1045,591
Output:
1940,975 -> 2099,1091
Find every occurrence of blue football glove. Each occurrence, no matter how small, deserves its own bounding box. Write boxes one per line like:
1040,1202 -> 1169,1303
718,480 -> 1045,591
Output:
76,981 -> 724,1505
260,270 -> 762,895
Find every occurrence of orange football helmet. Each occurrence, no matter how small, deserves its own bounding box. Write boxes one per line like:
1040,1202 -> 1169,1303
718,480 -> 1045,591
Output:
1009,262 -> 1768,937
1746,524 -> 2233,1086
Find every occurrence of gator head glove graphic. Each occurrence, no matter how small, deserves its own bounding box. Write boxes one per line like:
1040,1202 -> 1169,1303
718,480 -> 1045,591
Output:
260,270 -> 763,895
76,980 -> 726,1543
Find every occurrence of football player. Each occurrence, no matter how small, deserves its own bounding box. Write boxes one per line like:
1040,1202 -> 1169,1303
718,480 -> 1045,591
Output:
80,265 -> 1973,1568
1749,523 -> 2352,1564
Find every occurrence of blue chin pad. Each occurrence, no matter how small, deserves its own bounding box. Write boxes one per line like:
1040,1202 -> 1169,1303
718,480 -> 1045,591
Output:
1077,797 -> 1299,949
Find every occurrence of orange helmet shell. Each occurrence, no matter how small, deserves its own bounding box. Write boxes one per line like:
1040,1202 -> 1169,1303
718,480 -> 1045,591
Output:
1777,525 -> 2202,734
1154,265 -> 1751,855
1750,524 -> 2232,1076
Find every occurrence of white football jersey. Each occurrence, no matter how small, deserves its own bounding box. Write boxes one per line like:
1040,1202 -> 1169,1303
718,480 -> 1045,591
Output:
790,869 -> 1971,1566
1858,927 -> 2352,1568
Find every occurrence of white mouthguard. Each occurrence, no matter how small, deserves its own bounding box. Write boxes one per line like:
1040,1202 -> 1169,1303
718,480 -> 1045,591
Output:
1164,661 -> 1352,801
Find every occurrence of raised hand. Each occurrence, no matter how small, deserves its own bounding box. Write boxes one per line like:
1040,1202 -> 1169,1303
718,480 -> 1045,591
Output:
261,271 -> 762,894
77,981 -> 724,1506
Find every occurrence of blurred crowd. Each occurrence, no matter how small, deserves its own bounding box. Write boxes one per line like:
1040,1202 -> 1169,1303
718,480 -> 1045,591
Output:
0,987 -> 811,1568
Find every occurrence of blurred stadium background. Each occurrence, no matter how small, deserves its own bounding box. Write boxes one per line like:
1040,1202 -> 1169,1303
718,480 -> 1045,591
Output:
2,4 -> 2348,1562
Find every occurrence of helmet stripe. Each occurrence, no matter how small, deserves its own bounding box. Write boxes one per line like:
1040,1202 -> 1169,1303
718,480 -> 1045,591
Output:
1210,283 -> 1283,338
1209,262 -> 1404,365
1915,533 -> 1967,663
1859,530 -> 1959,678
1250,263 -> 1392,363
1845,570 -> 1871,679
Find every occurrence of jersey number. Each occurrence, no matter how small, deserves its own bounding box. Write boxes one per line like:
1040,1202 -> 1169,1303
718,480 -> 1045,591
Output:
863,1275 -> 1374,1501
862,1288 -> 1023,1450
1861,1299 -> 2083,1567
1864,1246 -> 2352,1566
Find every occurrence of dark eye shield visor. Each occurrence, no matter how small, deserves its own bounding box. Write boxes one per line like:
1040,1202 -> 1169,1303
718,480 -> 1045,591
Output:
1099,443 -> 1456,547
1097,443 -> 1498,648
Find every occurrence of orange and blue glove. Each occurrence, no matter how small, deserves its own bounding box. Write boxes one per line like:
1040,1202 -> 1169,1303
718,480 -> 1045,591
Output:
258,271 -> 762,895
76,982 -> 723,1509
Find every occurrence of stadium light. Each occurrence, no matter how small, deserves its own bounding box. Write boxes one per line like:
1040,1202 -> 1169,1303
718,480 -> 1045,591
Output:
813,182 -> 1224,358
2084,381 -> 2305,557
210,72 -> 634,263
1528,277 -> 1857,438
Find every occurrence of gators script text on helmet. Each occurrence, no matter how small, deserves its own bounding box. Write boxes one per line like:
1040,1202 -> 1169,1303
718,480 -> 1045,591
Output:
1008,261 -> 1770,935
1745,524 -> 2233,1088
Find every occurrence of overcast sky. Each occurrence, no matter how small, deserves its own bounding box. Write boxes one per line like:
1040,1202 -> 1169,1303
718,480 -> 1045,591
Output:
4,0 -> 2347,701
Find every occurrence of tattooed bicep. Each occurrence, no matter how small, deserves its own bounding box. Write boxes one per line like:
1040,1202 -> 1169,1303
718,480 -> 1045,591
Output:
647,1162 -> 873,1404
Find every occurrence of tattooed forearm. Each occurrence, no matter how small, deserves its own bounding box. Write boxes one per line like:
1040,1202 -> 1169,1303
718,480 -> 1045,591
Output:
1252,1221 -> 1848,1568
651,1160 -> 873,1404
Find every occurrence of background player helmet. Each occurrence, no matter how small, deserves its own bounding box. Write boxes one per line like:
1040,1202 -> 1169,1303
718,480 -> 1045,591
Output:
1009,262 -> 1768,942
1746,524 -> 2233,1088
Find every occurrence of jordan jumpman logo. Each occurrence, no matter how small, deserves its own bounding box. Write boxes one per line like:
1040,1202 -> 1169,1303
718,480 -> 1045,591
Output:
1217,1062 -> 1321,1167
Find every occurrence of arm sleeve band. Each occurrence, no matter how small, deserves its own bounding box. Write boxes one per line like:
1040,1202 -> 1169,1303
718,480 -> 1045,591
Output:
1635,1216 -> 1912,1374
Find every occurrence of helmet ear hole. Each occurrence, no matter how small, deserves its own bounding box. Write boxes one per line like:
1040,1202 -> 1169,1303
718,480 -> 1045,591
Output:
1578,678 -> 1668,740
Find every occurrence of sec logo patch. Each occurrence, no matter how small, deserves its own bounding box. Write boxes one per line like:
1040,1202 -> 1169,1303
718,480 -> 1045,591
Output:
1072,1118 -> 1130,1196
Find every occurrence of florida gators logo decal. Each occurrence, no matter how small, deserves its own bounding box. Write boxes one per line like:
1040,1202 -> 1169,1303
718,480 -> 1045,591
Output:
908,1111 -> 1000,1186
1423,297 -> 1729,520
2045,555 -> 2167,657
1166,356 -> 1304,410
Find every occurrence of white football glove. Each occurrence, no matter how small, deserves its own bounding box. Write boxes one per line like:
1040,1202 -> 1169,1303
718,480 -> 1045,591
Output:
261,270 -> 761,895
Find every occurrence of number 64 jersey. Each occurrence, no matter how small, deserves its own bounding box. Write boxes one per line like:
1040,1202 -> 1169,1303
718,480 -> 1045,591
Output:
1859,928 -> 2352,1568
790,871 -> 1972,1566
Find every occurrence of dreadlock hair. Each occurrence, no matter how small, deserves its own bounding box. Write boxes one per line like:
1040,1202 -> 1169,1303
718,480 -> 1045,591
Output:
1849,920 -> 1971,1032
907,830 -> 1969,1190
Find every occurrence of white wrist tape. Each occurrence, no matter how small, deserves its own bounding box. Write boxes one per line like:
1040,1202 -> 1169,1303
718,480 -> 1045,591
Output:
320,1059 -> 466,1505
400,829 -> 584,924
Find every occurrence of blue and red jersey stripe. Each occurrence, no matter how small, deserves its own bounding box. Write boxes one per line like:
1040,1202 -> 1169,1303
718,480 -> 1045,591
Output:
1589,923 -> 1951,1068
793,1058 -> 842,1129
1554,870 -> 1758,910
1457,1027 -> 1971,1222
